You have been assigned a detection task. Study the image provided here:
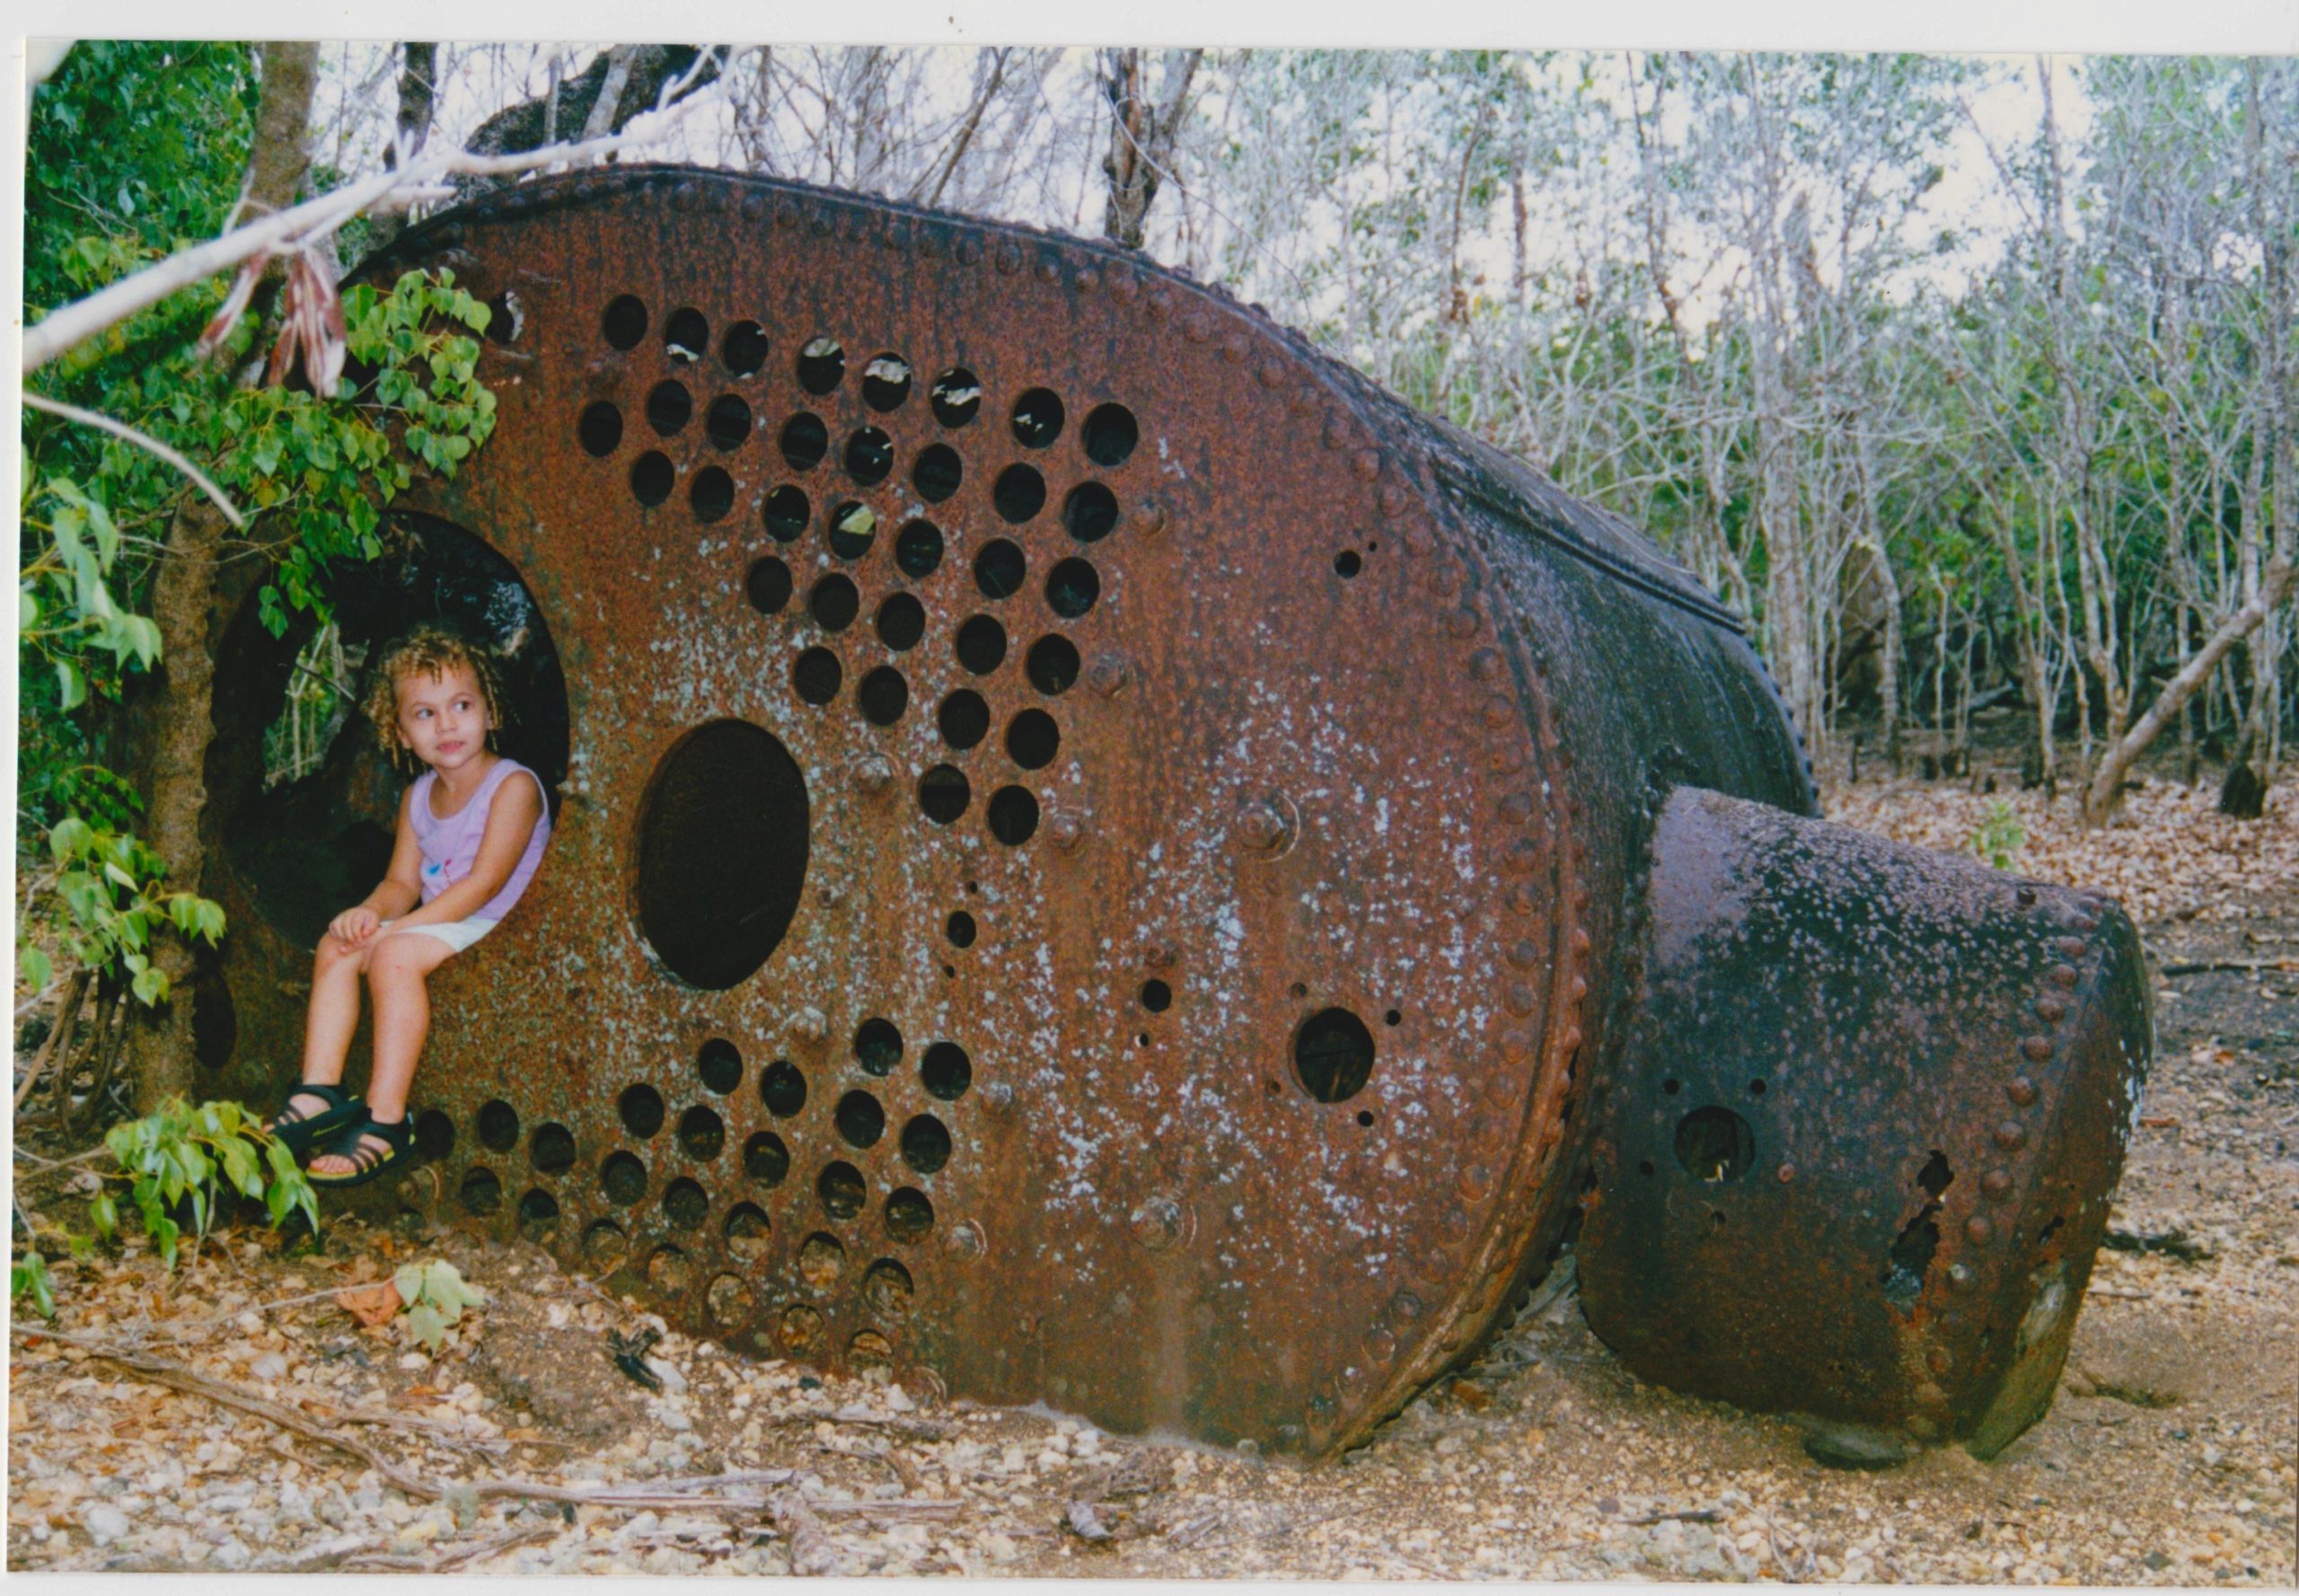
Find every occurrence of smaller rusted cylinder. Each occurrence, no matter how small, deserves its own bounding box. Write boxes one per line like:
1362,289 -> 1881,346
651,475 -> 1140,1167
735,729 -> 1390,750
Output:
1579,787 -> 2150,1455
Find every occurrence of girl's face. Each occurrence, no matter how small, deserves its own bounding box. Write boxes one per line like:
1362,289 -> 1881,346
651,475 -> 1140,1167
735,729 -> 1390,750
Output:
394,663 -> 492,775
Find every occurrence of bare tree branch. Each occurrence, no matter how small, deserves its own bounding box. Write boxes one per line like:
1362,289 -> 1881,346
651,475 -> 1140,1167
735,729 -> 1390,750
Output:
22,394 -> 245,529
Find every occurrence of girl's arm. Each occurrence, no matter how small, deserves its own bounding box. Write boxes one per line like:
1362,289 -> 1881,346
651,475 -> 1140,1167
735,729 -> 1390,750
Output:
388,772 -> 543,931
330,787 -> 425,946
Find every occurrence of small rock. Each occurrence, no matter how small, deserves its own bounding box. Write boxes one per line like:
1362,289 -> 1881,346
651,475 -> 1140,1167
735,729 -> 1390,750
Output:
644,1358 -> 688,1394
250,1353 -> 288,1380
82,1505 -> 130,1546
398,1352 -> 430,1371
209,1537 -> 252,1570
2144,1551 -> 2173,1571
884,1384 -> 914,1413
658,1407 -> 694,1433
1801,1422 -> 1909,1471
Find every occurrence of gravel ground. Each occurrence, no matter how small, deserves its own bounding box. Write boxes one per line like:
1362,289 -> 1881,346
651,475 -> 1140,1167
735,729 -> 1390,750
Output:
10,771 -> 2296,1581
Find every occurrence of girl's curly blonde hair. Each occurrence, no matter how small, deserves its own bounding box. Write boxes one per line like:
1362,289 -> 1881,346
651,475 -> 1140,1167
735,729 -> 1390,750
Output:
364,626 -> 512,774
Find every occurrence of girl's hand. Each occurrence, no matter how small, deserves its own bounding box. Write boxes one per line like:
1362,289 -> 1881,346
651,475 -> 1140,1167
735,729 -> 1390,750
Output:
330,907 -> 381,947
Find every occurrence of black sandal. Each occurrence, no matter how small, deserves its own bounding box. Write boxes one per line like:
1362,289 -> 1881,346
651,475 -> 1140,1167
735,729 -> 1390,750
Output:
267,1083 -> 366,1161
306,1114 -> 414,1188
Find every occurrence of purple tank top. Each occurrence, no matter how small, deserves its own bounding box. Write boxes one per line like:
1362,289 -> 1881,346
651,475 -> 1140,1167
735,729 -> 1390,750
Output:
410,758 -> 551,922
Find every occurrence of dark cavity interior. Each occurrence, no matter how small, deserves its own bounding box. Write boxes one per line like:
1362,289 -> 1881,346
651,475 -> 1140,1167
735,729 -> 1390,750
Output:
1672,1107 -> 1755,1182
633,719 -> 810,990
1294,1008 -> 1377,1103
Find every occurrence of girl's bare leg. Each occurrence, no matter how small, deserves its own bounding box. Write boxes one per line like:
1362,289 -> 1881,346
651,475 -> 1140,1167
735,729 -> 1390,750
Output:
309,931 -> 457,1175
286,935 -> 367,1120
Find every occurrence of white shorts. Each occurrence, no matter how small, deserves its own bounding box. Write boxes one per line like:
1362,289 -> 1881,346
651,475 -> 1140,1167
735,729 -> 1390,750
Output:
380,917 -> 498,954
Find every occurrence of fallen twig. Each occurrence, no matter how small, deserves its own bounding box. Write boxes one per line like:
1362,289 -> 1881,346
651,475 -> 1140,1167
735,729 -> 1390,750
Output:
771,1489 -> 840,1576
1623,1504 -> 1724,1527
431,1522 -> 560,1570
2159,958 -> 2297,976
819,1439 -> 924,1495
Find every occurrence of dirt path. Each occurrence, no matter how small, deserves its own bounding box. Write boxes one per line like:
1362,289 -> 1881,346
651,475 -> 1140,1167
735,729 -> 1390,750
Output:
10,774 -> 2295,1580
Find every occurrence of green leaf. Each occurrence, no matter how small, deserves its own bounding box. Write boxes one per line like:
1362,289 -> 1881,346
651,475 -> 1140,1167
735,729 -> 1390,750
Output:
392,1261 -> 427,1305
405,1303 -> 449,1351
89,1190 -> 119,1239
20,947 -> 53,990
12,1253 -> 56,1319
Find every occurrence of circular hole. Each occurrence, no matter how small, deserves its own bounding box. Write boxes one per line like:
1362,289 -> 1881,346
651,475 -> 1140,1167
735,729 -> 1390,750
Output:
578,401 -> 623,457
1662,1079 -> 1682,1097
1045,558 -> 1101,619
708,1273 -> 754,1328
723,320 -> 769,376
862,352 -> 912,411
1639,1159 -> 1657,1176
986,785 -> 1039,846
955,615 -> 1008,675
894,519 -> 945,578
945,912 -> 977,948
850,1329 -> 894,1371
863,1258 -> 913,1318
1675,1107 -> 1756,1182
885,1187 -> 936,1241
828,501 -> 877,560
530,1122 -> 576,1174
913,444 -> 963,503
760,1062 -> 807,1118
459,1167 -> 502,1215
583,1219 -> 629,1267
619,1084 -> 665,1139
1141,979 -> 1172,1013
780,1302 -> 825,1351
1356,1109 -> 1376,1127
1335,550 -> 1362,578
1137,1032 -> 1151,1047
1063,482 -> 1120,542
876,593 -> 926,651
918,763 -> 972,824
602,295 -> 647,350
646,1246 -> 691,1292
920,1041 -> 972,1101
780,412 -> 829,471
630,452 -> 674,507
744,1131 -> 791,1185
857,666 -> 910,727
1011,387 -> 1066,448
698,1038 -> 743,1094
477,1098 -> 520,1153
1749,1079 -> 1767,1097
745,556 -> 794,614
929,367 -> 981,427
1081,401 -> 1139,466
809,574 -> 859,632
635,721 -> 813,989
1025,634 -> 1080,696
647,380 -> 693,436
835,1090 -> 887,1150
677,1104 -> 726,1161
706,393 -> 753,451
518,1188 -> 559,1239
845,427 -> 894,486
664,307 -> 709,360
797,1233 -> 844,1292
792,647 -> 843,705
725,1202 -> 771,1259
1289,982 -> 1308,999
853,1018 -> 904,1077
1005,709 -> 1060,770
601,1150 -> 648,1206
900,1114 -> 951,1175
819,1160 -> 867,1220
1293,1008 -> 1376,1104
1384,1010 -> 1402,1027
993,464 -> 1047,524
663,1177 -> 709,1229
938,690 -> 991,750
974,539 -> 1028,600
797,336 -> 845,394
689,467 -> 735,523
762,485 -> 811,543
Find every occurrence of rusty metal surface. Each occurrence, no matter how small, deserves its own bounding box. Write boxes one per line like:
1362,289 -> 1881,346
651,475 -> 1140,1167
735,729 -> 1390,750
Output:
185,165 -> 2143,1461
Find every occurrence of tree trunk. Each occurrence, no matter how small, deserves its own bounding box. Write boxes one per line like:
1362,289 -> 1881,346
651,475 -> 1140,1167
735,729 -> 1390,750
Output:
124,40 -> 321,1115
358,43 -> 439,258
1099,48 -> 1202,250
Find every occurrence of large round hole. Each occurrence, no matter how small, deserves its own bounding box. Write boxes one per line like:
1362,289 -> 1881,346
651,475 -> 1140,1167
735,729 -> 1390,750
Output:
955,615 -> 1008,675
1081,402 -> 1139,466
986,786 -> 1039,846
894,519 -> 945,579
708,1273 -> 754,1328
634,719 -> 811,989
760,1061 -> 807,1118
835,1090 -> 886,1150
763,486 -> 810,543
746,557 -> 793,614
706,393 -> 753,450
919,764 -> 972,824
780,1303 -> 825,1350
725,1201 -> 771,1258
646,1246 -> 691,1293
722,320 -> 769,376
1674,1107 -> 1756,1183
630,452 -> 674,507
619,1083 -> 665,1139
993,464 -> 1046,524
601,1151 -> 648,1206
689,467 -> 735,523
459,1167 -> 502,1216
578,401 -> 623,457
945,912 -> 977,948
875,593 -> 926,651
828,501 -> 877,560
1045,558 -> 1101,619
1011,387 -> 1066,448
477,1098 -> 521,1153
853,1018 -> 903,1077
885,1187 -> 936,1241
663,1177 -> 709,1229
920,1041 -> 972,1101
974,539 -> 1027,601
809,574 -> 859,632
797,1233 -> 844,1291
1026,634 -> 1080,696
901,1114 -> 951,1175
863,352 -> 912,411
938,690 -> 991,749
913,444 -> 963,503
929,367 -> 981,427
797,336 -> 845,394
1005,709 -> 1059,770
530,1122 -> 576,1174
819,1160 -> 867,1220
1294,1008 -> 1376,1104
857,666 -> 909,727
1063,482 -> 1120,542
744,1130 -> 791,1185
647,380 -> 693,436
584,1219 -> 629,1268
698,1038 -> 743,1094
1334,550 -> 1362,578
863,1257 -> 914,1317
677,1104 -> 726,1161
850,1329 -> 894,1371
664,308 -> 709,360
780,412 -> 829,471
845,427 -> 894,485
792,647 -> 842,704
1141,979 -> 1173,1013
518,1188 -> 559,1239
603,295 -> 648,349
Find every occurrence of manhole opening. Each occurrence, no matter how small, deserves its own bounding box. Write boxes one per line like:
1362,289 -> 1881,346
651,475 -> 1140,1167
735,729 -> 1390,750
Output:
690,467 -> 735,523
633,719 -> 811,988
459,1167 -> 501,1215
1045,558 -> 1101,619
746,557 -> 793,614
1064,482 -> 1119,542
705,393 -> 752,450
793,648 -> 842,705
630,452 -> 674,507
894,519 -> 945,578
601,1151 -> 647,1206
829,501 -> 877,560
845,427 -> 894,485
857,666 -> 909,727
725,1203 -> 771,1257
945,912 -> 977,948
919,764 -> 972,824
986,786 -> 1039,846
780,412 -> 829,471
578,401 -> 623,457
647,380 -> 692,436
663,307 -> 709,359
1141,980 -> 1172,1013
885,1187 -> 936,1240
955,615 -> 1008,675
809,574 -> 859,631
722,320 -> 768,375
762,486 -> 810,542
1006,709 -> 1060,770
663,1177 -> 709,1229
518,1188 -> 559,1236
530,1122 -> 577,1174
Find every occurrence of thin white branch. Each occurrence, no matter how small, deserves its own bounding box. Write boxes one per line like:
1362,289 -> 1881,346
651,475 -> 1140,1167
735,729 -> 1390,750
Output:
22,393 -> 246,529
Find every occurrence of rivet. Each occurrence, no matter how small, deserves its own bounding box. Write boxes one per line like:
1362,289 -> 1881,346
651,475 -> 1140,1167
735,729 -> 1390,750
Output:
853,755 -> 894,795
1256,362 -> 1286,389
947,1221 -> 985,1260
1132,500 -> 1167,536
2048,964 -> 2079,989
2035,996 -> 2066,1023
1504,983 -> 1537,1017
1034,256 -> 1059,283
1321,412 -> 1349,451
1440,1206 -> 1471,1244
810,212 -> 833,236
1505,939 -> 1540,968
1506,838 -> 1542,874
2015,885 -> 2037,907
956,236 -> 982,264
1981,1168 -> 2013,1200
1966,1216 -> 1995,1245
1499,792 -> 1534,824
2006,1077 -> 2038,1107
776,200 -> 801,228
1110,274 -> 1139,305
1995,1120 -> 2028,1151
1403,526 -> 1435,557
1366,1329 -> 1397,1364
1563,1025 -> 1583,1053
1500,1031 -> 1534,1064
1481,697 -> 1512,729
995,242 -> 1023,274
2022,1035 -> 2052,1063
788,1007 -> 827,1044
1906,1414 -> 1939,1441
1570,974 -> 1589,1002
1220,334 -> 1249,364
1485,1068 -> 1520,1104
1390,1290 -> 1423,1324
1075,266 -> 1098,291
1915,1380 -> 1948,1406
1444,608 -> 1478,639
1947,1263 -> 1975,1292
1048,813 -> 1085,853
1487,745 -> 1525,775
982,1081 -> 1015,1112
1288,388 -> 1318,416
1130,1195 -> 1187,1251
816,880 -> 844,908
1145,939 -> 1178,970
1183,311 -> 1211,342
1469,648 -> 1504,683
739,192 -> 767,221
1351,449 -> 1381,482
2057,937 -> 2087,959
1088,655 -> 1131,697
1379,482 -> 1409,517
920,231 -> 946,258
1775,1163 -> 1796,1184
1571,927 -> 1592,957
1507,884 -> 1539,916
1236,800 -> 1293,854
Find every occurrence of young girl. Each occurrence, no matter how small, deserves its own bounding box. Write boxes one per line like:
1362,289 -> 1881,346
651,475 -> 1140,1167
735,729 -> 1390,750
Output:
267,626 -> 551,1186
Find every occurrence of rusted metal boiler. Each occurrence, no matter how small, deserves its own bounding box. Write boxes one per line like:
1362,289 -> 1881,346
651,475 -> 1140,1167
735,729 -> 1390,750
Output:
190,166 -> 2150,1460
